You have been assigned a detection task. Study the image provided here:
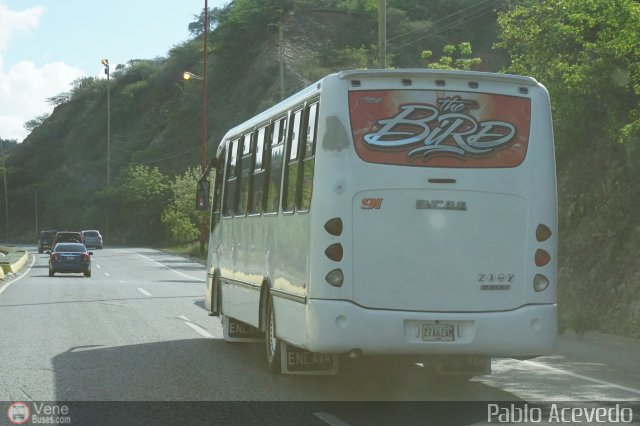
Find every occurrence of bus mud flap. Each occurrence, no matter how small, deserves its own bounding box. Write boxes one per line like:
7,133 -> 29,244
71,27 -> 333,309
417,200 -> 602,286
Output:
222,316 -> 263,342
280,343 -> 338,375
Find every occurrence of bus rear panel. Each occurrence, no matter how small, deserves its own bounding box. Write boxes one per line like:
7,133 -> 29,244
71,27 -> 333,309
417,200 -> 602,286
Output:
303,70 -> 556,357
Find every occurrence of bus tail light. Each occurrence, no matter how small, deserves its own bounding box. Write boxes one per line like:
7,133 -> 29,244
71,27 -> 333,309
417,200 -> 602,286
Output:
324,218 -> 343,236
533,274 -> 549,292
534,249 -> 551,267
325,243 -> 343,262
325,269 -> 344,287
536,224 -> 552,242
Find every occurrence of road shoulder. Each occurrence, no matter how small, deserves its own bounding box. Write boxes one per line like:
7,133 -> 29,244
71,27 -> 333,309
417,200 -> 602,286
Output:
0,246 -> 30,279
557,330 -> 640,374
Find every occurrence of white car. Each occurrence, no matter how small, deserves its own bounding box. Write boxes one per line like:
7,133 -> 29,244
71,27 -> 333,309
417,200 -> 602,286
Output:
81,230 -> 103,249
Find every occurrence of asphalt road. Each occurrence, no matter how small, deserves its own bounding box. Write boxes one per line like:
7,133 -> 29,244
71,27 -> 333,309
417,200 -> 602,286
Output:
0,247 -> 638,425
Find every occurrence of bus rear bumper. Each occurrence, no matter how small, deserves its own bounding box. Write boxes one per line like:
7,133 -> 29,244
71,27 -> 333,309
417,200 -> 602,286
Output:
304,300 -> 557,357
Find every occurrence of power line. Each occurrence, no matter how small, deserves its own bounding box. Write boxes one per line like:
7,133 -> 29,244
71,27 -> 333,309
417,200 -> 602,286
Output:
110,138 -> 217,166
390,1 -> 498,52
387,0 -> 495,43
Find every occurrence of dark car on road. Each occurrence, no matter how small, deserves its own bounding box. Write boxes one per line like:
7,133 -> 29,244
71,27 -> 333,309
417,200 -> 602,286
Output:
49,243 -> 92,277
81,230 -> 103,249
51,231 -> 83,249
38,230 -> 58,253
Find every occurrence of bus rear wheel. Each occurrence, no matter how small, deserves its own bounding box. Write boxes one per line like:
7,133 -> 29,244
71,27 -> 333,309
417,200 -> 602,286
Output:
265,295 -> 281,373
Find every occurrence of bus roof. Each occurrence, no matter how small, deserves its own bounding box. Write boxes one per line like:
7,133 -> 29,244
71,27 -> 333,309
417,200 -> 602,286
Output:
338,68 -> 540,86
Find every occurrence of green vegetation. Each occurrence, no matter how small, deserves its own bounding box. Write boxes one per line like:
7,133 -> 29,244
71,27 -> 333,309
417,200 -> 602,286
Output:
421,42 -> 482,70
497,0 -> 640,155
496,0 -> 640,338
1,0 -> 639,337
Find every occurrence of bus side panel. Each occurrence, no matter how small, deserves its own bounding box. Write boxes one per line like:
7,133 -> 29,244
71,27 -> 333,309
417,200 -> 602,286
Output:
305,75 -> 357,306
218,217 -> 263,327
270,213 -> 311,347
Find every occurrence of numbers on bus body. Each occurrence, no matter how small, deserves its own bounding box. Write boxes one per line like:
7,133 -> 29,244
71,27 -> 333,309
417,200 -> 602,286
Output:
360,197 -> 383,210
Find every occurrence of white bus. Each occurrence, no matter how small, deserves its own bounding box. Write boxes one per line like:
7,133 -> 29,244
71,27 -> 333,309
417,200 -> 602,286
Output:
198,69 -> 557,375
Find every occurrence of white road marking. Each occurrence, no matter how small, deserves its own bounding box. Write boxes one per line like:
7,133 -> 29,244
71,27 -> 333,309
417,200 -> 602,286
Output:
522,360 -> 640,395
137,288 -> 152,297
122,250 -> 205,282
314,412 -> 352,426
96,264 -> 102,269
0,254 -> 36,295
178,315 -> 214,338
104,272 -> 111,277
118,280 -> 126,284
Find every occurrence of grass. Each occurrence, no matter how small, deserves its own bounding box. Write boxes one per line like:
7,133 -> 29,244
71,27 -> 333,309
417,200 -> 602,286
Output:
161,242 -> 207,262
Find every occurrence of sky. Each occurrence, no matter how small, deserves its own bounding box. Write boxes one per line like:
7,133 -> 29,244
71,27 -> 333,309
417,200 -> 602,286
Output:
0,0 -> 228,142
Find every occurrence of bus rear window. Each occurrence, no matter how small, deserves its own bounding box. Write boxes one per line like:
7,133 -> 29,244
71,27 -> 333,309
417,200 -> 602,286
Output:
348,90 -> 531,168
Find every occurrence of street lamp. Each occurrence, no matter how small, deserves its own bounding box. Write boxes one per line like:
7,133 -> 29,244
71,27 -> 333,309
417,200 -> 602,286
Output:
184,0 -> 209,255
183,71 -> 205,81
182,70 -> 207,172
101,58 -> 110,240
101,59 -> 111,186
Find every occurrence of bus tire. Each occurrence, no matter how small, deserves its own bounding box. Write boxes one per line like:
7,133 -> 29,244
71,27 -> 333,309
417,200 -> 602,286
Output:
265,295 -> 281,373
210,272 -> 222,316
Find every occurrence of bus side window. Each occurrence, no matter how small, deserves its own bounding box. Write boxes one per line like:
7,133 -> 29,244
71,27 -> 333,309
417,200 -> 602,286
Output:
236,133 -> 252,217
249,126 -> 268,215
299,101 -> 319,212
223,139 -> 239,217
265,117 -> 286,214
211,149 -> 225,230
283,108 -> 303,213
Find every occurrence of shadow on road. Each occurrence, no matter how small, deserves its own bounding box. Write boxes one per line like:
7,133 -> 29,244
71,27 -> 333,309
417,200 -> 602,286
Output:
51,338 -> 518,401
48,339 -> 522,424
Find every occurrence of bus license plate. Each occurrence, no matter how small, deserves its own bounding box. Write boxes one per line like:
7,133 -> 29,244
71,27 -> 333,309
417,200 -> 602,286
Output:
421,324 -> 454,342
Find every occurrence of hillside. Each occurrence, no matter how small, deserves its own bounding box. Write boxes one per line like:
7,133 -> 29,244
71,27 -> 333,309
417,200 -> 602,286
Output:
557,143 -> 640,338
1,0 -> 639,339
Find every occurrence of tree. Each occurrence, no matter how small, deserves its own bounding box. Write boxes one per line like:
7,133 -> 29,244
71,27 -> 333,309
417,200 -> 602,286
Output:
188,5 -> 231,37
106,165 -> 171,244
495,0 -> 640,149
46,93 -> 70,106
0,139 -> 18,152
24,114 -> 50,133
421,42 -> 481,70
161,167 -> 207,243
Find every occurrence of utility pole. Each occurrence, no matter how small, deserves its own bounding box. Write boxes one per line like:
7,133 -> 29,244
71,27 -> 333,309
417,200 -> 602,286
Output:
278,23 -> 284,101
269,22 -> 287,101
378,0 -> 387,68
35,191 -> 38,239
0,139 -> 7,239
202,0 -> 208,172
200,0 -> 209,255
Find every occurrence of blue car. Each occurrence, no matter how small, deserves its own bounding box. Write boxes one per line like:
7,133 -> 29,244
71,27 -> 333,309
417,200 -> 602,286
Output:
48,243 -> 93,277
